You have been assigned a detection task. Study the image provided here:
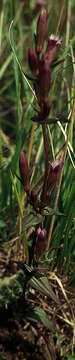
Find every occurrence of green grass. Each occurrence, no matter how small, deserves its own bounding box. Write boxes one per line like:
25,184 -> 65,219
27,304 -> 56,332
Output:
0,2 -> 75,358
0,0 -> 75,278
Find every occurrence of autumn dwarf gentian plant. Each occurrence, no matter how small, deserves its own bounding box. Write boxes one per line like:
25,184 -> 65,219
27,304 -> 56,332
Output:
19,9 -> 64,262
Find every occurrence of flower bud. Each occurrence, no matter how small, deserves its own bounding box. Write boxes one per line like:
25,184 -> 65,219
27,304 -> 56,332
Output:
36,9 -> 47,54
28,48 -> 39,76
19,151 -> 30,193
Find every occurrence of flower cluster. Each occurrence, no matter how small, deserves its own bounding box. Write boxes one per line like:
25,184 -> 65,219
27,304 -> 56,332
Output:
19,152 -> 63,212
19,9 -> 64,260
28,9 -> 62,123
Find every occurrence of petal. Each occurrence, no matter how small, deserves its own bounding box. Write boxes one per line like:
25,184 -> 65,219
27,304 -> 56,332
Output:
49,159 -> 64,171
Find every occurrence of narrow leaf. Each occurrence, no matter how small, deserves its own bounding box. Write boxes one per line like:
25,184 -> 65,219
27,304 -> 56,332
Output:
22,213 -> 43,230
26,306 -> 55,332
44,207 -> 66,217
10,170 -> 23,218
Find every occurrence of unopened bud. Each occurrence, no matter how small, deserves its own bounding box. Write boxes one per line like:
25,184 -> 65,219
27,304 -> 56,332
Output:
19,152 -> 30,193
28,48 -> 38,76
36,9 -> 47,54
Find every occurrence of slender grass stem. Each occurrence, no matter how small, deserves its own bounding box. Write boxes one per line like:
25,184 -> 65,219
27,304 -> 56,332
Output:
55,0 -> 66,35
47,125 -> 55,160
30,136 -> 43,184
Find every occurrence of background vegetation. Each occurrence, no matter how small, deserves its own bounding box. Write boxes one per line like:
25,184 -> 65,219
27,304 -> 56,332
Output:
0,0 -> 75,273
0,0 -> 75,359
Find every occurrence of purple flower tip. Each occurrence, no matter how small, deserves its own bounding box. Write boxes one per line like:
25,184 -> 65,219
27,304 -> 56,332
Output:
36,227 -> 42,237
49,159 -> 64,172
36,227 -> 47,239
46,34 -> 62,46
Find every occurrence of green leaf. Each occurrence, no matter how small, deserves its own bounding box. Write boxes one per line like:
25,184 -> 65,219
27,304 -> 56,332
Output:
0,352 -> 7,360
44,206 -> 65,217
67,355 -> 75,360
26,306 -> 55,332
10,170 -> 23,218
0,270 -> 25,309
0,220 -> 6,228
26,265 -> 60,305
22,213 -> 43,230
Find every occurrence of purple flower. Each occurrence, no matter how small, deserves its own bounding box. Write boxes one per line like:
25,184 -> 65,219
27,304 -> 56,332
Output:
47,159 -> 64,192
36,226 -> 47,256
43,35 -> 62,64
36,226 -> 47,239
49,158 -> 63,171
